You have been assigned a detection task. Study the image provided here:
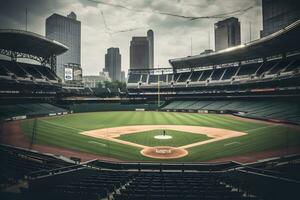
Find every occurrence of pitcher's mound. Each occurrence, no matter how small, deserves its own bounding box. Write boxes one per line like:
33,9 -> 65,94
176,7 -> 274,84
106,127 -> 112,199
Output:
141,146 -> 188,159
154,135 -> 172,139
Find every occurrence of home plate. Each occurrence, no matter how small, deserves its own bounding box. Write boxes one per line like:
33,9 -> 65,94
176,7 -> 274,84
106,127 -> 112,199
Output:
154,135 -> 172,139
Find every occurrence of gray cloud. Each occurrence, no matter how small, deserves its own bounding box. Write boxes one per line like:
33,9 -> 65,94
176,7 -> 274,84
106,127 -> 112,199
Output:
0,0 -> 263,76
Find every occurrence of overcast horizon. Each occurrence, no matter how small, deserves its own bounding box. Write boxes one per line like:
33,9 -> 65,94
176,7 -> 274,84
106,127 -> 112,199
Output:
0,0 -> 262,76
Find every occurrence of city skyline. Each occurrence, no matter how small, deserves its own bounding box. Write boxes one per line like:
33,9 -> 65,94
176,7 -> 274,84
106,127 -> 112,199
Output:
0,0 -> 262,75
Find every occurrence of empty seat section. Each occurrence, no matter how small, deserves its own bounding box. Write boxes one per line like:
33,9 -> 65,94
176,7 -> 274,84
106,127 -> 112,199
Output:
20,63 -> 43,79
148,74 -> 158,83
0,64 -> 9,76
222,67 -> 238,80
175,101 -> 197,109
199,70 -> 212,81
190,71 -> 203,82
115,172 -> 245,200
173,73 -> 181,82
237,63 -> 260,76
283,58 -> 300,72
159,74 -> 167,82
188,101 -> 212,110
256,60 -> 278,76
28,168 -> 135,200
127,74 -> 141,83
211,68 -> 225,80
36,66 -> 58,80
0,145 -> 71,186
202,101 -> 231,110
167,74 -> 173,82
162,100 -> 300,124
177,72 -> 190,82
141,74 -> 148,82
0,103 -> 67,119
163,101 -> 184,109
148,74 -> 167,83
0,60 -> 28,77
267,60 -> 290,74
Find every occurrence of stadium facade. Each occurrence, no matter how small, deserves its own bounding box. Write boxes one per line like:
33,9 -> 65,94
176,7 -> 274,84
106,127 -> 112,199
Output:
45,12 -> 81,81
1,2 -> 300,200
126,19 -> 300,124
0,29 -> 67,101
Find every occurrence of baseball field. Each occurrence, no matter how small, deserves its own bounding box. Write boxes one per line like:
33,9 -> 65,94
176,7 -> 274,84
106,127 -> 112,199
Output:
20,111 -> 300,162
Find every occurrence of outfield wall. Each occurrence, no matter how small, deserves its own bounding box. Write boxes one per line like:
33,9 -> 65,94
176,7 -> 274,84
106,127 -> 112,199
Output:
67,103 -> 158,113
162,108 -> 300,125
0,103 -> 70,122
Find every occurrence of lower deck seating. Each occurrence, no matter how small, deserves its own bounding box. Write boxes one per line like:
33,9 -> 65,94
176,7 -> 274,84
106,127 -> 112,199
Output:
1,146 -> 298,200
0,103 -> 67,119
26,168 -> 257,200
115,172 -> 248,200
0,145 -> 72,186
162,100 -> 300,124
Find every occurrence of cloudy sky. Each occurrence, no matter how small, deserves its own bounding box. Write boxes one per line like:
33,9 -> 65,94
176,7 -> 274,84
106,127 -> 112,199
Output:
0,0 -> 262,76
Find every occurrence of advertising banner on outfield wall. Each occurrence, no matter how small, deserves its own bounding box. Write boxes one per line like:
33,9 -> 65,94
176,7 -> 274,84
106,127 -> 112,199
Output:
65,68 -> 73,81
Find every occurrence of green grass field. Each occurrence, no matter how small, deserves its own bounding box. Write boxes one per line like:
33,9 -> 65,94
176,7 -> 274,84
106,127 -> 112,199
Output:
20,111 -> 300,162
117,129 -> 211,147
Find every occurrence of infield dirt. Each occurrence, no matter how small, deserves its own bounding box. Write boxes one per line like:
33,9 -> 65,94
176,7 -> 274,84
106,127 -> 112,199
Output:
80,125 -> 247,159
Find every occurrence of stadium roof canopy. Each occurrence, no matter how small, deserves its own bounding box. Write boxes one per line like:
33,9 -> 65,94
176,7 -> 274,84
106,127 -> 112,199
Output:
169,19 -> 300,69
0,29 -> 68,58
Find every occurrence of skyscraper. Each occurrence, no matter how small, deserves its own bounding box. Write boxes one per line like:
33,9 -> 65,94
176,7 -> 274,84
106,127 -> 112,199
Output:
121,71 -> 126,82
45,12 -> 81,80
130,29 -> 154,69
261,0 -> 300,37
104,47 -> 121,81
214,17 -> 241,51
147,29 -> 154,68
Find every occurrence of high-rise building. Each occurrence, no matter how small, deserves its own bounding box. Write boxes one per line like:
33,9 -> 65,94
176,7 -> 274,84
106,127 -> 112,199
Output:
130,29 -> 154,69
104,47 -> 121,81
130,37 -> 149,69
147,29 -> 154,68
121,71 -> 126,82
214,17 -> 241,51
45,12 -> 81,80
261,0 -> 300,37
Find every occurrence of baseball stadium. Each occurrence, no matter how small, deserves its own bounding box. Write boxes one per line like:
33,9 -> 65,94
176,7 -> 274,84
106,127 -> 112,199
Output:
1,3 -> 300,200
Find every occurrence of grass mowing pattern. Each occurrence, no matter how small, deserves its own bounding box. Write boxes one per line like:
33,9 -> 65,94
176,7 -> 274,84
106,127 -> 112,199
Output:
20,111 -> 300,162
21,119 -> 142,160
117,129 -> 211,147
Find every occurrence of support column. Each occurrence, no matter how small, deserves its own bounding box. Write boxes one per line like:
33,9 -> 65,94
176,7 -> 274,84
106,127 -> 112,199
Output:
49,55 -> 57,73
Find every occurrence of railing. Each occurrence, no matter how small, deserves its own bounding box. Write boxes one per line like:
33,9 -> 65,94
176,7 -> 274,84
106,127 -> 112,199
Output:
86,160 -> 241,172
27,164 -> 84,179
